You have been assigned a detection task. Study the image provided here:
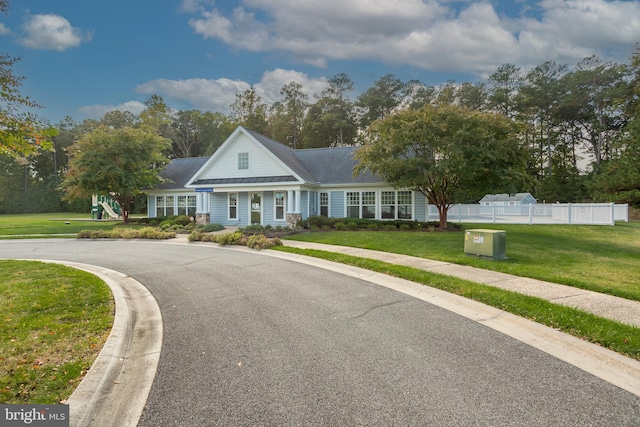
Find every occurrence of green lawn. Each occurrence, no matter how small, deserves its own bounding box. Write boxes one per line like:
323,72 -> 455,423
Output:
0,261 -> 113,403
0,213 -> 133,237
283,222 -> 640,301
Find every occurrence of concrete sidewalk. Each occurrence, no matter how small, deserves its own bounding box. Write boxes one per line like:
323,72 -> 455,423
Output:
281,239 -> 640,328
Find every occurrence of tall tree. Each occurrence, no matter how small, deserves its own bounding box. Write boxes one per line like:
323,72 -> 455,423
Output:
355,105 -> 527,228
170,110 -> 202,158
520,60 -> 568,178
356,73 -> 408,128
278,81 -> 308,149
101,110 -> 139,129
561,56 -> 627,169
487,64 -> 523,118
406,80 -> 437,110
139,94 -> 173,137
230,86 -> 268,134
193,111 -> 236,156
62,126 -> 170,222
300,96 -> 357,148
320,73 -> 356,146
589,46 -> 640,205
456,82 -> 488,110
1,1 -> 55,157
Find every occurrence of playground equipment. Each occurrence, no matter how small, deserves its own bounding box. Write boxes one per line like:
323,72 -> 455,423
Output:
92,194 -> 121,219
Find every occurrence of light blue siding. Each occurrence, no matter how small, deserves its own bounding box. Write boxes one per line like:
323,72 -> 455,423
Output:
414,191 -> 427,221
300,191 -> 309,220
330,191 -> 344,218
210,192 -> 228,225
148,196 -> 156,218
238,192 -> 249,225
308,191 -> 317,217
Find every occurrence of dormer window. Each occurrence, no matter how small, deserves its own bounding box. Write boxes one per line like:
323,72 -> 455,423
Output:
238,152 -> 249,170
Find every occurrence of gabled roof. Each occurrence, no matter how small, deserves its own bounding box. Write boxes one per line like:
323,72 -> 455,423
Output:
293,146 -> 381,184
156,157 -> 208,190
244,129 -> 318,183
167,127 -> 383,189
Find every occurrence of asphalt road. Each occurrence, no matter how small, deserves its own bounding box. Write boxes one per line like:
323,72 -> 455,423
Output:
2,239 -> 639,426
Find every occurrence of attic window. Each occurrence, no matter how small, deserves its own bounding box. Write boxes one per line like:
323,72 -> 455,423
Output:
238,152 -> 249,170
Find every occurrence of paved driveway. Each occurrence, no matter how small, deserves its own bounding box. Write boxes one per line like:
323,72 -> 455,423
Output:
2,239 -> 639,426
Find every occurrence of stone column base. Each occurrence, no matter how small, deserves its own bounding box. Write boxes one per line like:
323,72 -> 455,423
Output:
195,213 -> 210,225
286,213 -> 302,228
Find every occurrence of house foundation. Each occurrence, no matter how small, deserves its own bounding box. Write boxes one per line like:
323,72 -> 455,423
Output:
195,213 -> 210,225
286,213 -> 302,228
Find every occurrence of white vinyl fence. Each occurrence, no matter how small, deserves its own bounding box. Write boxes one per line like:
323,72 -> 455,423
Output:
428,203 -> 629,226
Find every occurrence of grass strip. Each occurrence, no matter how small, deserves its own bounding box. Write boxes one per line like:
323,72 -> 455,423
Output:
273,246 -> 640,361
0,260 -> 114,404
284,223 -> 640,302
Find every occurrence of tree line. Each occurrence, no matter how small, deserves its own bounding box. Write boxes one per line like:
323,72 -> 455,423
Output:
1,43 -> 639,214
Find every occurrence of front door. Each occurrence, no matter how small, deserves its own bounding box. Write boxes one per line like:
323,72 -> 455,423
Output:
250,193 -> 261,225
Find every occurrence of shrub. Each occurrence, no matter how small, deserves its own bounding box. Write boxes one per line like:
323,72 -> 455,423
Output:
306,215 -> 336,229
383,224 -> 397,231
215,231 -> 244,246
197,223 -> 225,232
173,215 -> 192,226
346,221 -> 358,230
246,234 -> 282,250
335,222 -> 347,230
137,227 -> 175,239
77,228 -> 175,240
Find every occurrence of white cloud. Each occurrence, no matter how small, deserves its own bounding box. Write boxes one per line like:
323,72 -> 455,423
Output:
180,0 -> 216,13
77,101 -> 146,120
185,0 -> 640,75
134,69 -> 328,113
135,78 -> 251,113
0,23 -> 10,36
19,14 -> 91,51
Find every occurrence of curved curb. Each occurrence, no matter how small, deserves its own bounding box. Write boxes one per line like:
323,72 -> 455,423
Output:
38,260 -> 163,427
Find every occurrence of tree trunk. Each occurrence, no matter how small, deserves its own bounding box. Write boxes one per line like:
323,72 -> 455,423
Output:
437,204 -> 448,229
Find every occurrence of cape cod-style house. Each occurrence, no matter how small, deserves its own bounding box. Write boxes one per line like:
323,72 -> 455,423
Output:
146,126 -> 429,226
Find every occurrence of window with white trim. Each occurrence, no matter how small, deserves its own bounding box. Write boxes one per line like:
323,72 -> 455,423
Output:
275,192 -> 285,220
156,196 -> 164,217
320,192 -> 329,217
229,193 -> 238,220
238,152 -> 249,170
346,192 -> 360,218
398,191 -> 412,219
381,191 -> 395,219
188,196 -> 196,216
165,196 -> 175,216
177,195 -> 196,216
362,191 -> 376,219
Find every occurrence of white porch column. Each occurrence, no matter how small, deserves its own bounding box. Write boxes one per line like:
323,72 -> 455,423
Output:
196,193 -> 204,213
287,190 -> 294,214
294,190 -> 301,214
195,192 -> 211,225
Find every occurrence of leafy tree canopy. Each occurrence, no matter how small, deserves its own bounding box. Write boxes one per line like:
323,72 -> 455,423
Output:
62,126 -> 171,222
355,104 -> 528,228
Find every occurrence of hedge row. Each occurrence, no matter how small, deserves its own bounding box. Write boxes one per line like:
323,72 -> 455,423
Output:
301,216 -> 460,231
77,227 -> 176,239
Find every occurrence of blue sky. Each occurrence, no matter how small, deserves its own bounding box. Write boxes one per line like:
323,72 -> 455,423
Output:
1,0 -> 639,125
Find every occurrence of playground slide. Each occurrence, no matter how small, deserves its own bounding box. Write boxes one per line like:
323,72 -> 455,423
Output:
100,202 -> 120,219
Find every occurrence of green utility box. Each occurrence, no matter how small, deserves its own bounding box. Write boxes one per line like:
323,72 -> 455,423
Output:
464,229 -> 506,260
